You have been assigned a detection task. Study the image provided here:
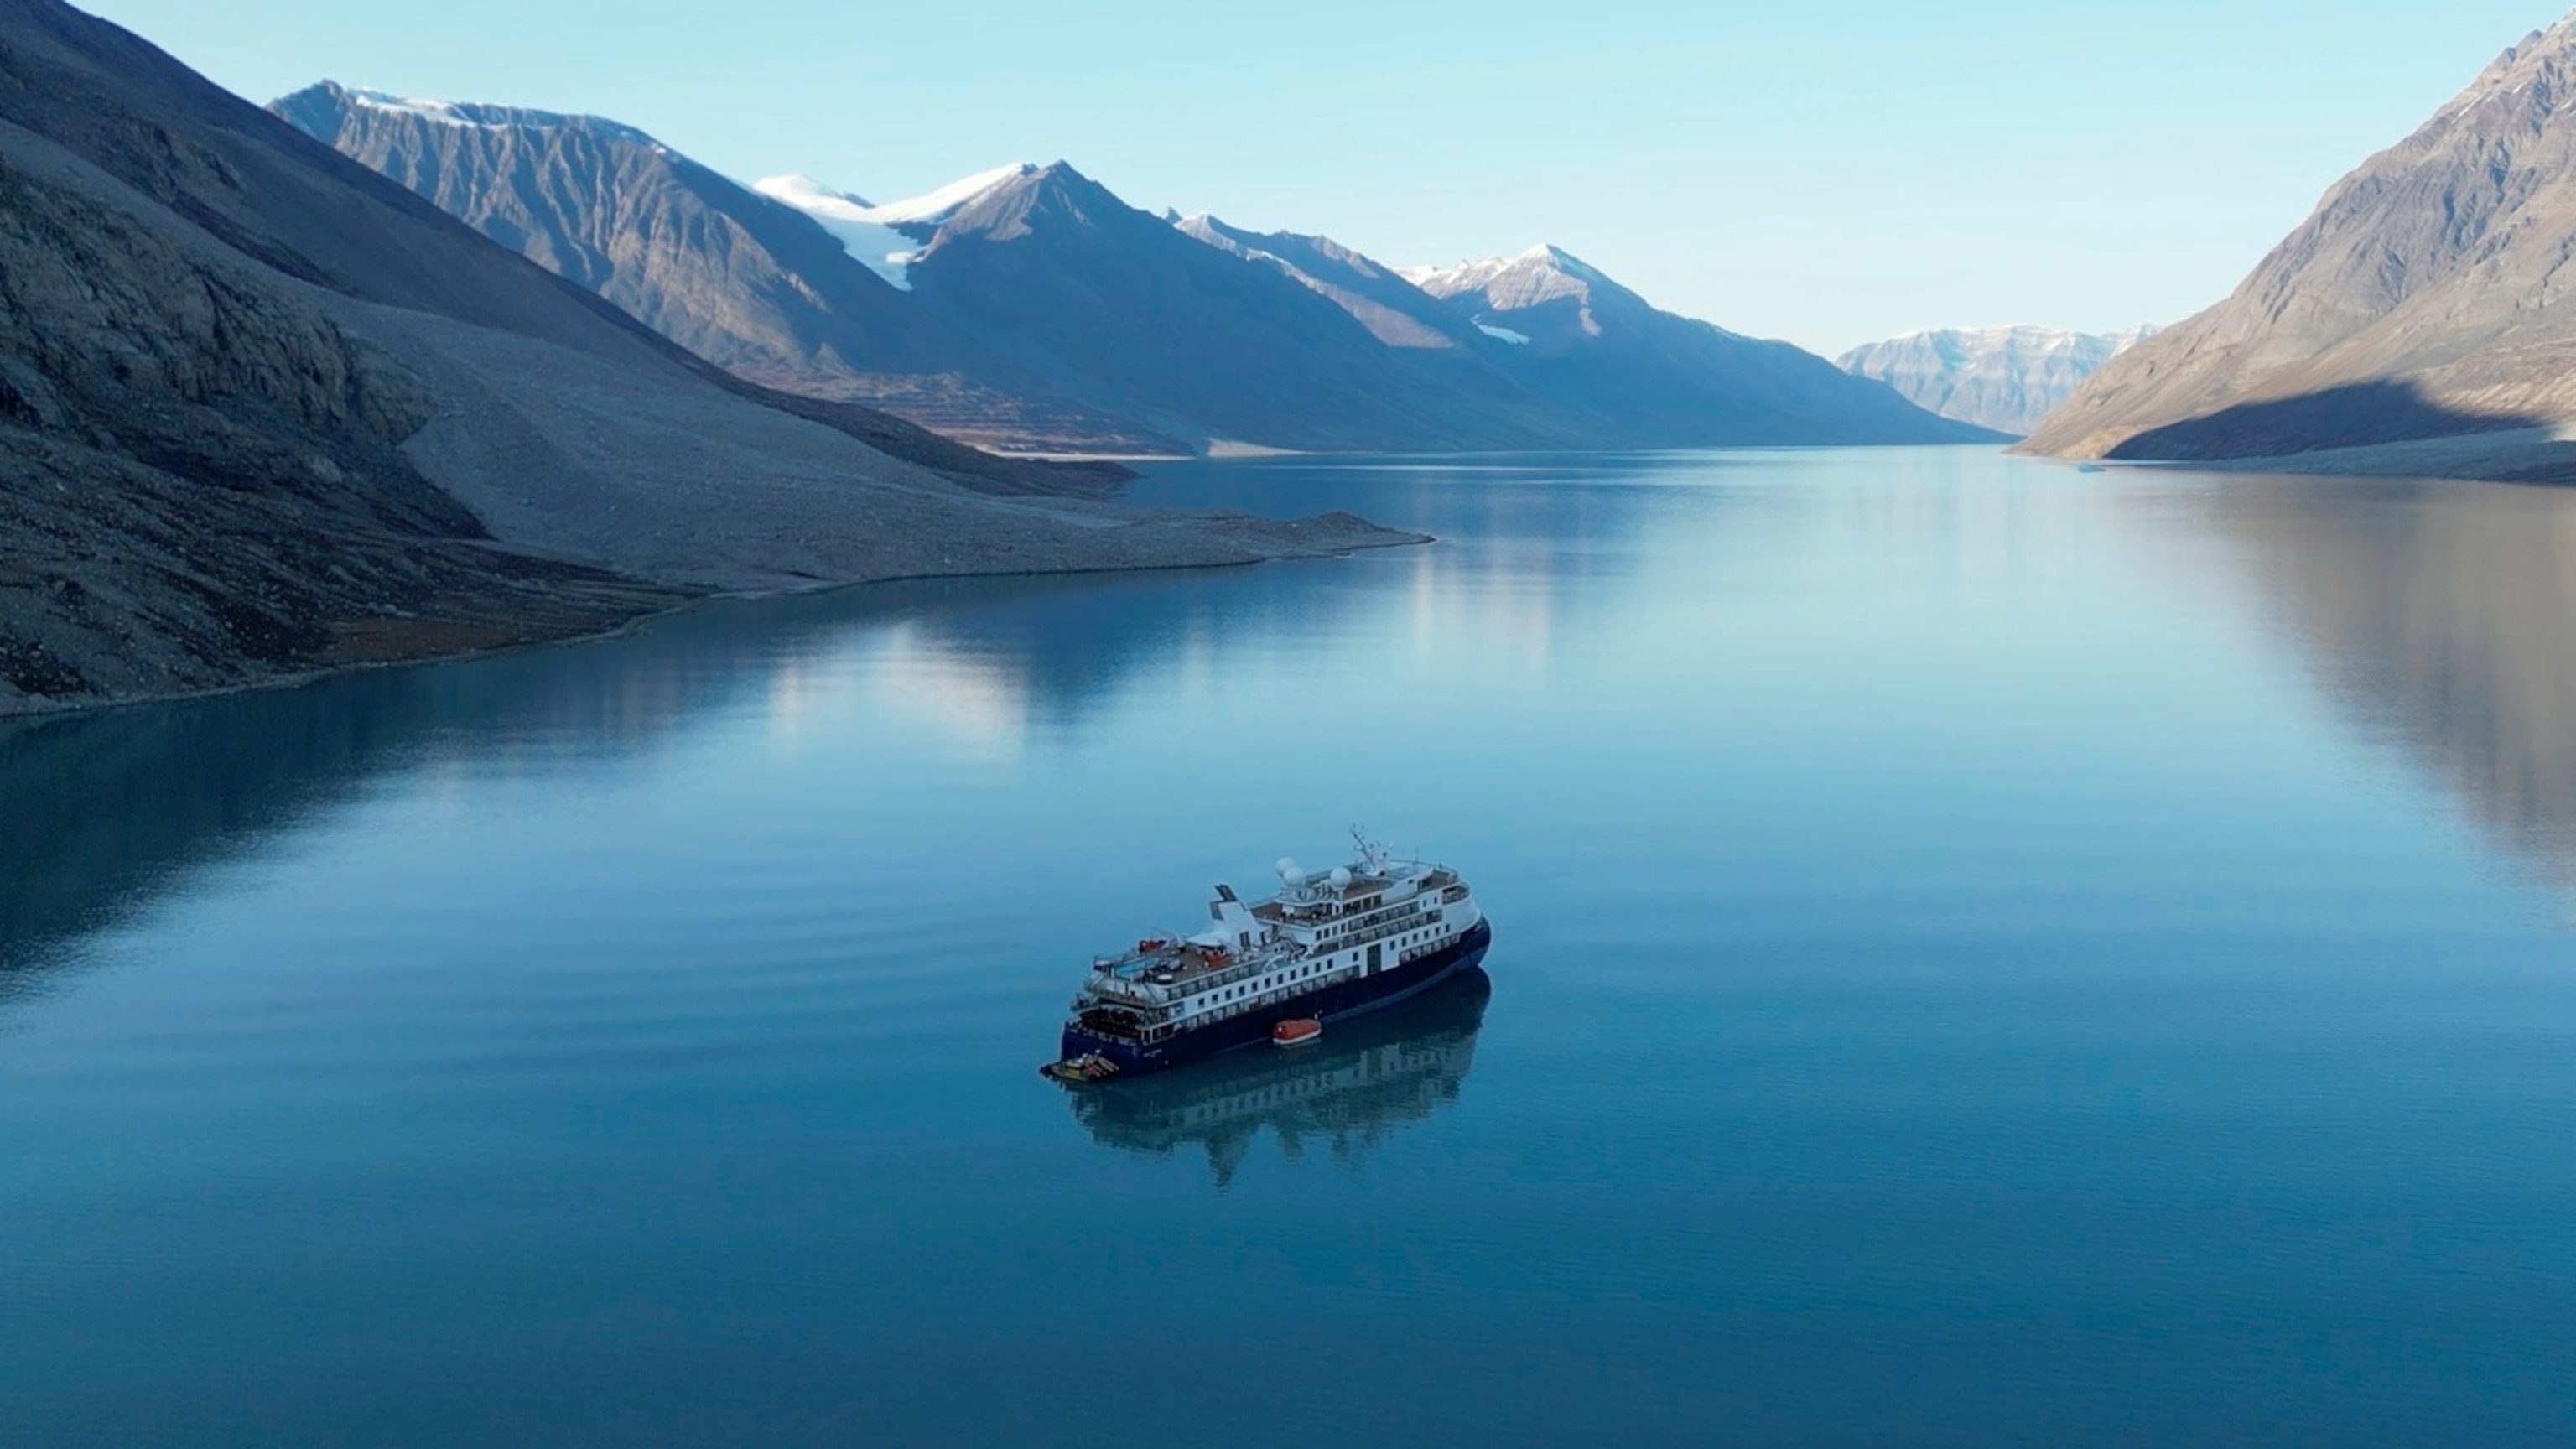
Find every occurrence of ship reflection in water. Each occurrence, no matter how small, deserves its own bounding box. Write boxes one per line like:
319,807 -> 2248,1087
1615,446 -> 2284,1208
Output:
1067,967 -> 1493,1188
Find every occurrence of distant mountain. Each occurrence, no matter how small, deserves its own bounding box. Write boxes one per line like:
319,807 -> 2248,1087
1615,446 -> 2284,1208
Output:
273,84 -> 1171,454
1404,247 -> 2005,446
2024,16 -> 2576,471
285,82 -> 1981,454
282,91 -> 1579,454
1836,325 -> 2158,435
875,164 -> 1585,453
1176,219 -> 1997,446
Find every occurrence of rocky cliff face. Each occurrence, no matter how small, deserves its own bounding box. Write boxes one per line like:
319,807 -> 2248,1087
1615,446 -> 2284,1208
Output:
0,13 -> 675,712
1836,325 -> 2155,436
2025,15 -> 2576,463
1404,247 -> 2005,446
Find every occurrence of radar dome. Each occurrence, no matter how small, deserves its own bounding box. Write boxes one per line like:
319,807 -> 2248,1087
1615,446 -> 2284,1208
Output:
1329,866 -> 1353,889
1276,857 -> 1303,884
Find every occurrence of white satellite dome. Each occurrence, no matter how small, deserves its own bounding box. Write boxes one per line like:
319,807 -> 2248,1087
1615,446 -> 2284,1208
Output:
1328,866 -> 1353,890
1276,857 -> 1304,884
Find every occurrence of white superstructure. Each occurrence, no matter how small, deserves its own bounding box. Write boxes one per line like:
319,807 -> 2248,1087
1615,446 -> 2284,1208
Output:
1066,836 -> 1484,1052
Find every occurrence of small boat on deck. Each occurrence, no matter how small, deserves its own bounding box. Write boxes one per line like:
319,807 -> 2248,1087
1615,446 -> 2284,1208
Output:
1272,1018 -> 1322,1049
1041,1052 -> 1122,1083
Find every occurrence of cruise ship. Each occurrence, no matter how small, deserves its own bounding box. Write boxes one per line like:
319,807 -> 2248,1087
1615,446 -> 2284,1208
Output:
1048,838 -> 1491,1079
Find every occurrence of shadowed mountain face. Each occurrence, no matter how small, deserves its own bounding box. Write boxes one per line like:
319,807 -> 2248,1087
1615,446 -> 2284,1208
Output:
2103,382 -> 2547,462
1837,325 -> 2157,435
895,165 -> 1592,453
1406,247 -> 2007,447
1178,218 -> 1998,448
0,0 -> 687,713
2027,15 -> 2576,464
272,83 -> 1175,456
1176,216 -> 1493,353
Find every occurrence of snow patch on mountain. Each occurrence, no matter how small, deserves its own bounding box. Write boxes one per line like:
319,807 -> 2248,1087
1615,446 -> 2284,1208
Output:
868,164 -> 1042,225
319,84 -> 660,146
755,165 -> 1034,288
1476,324 -> 1531,345
343,89 -> 476,124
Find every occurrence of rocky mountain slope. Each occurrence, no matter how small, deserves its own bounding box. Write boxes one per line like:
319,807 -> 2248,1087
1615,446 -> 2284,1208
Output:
0,0 -> 1409,718
2025,15 -> 2576,469
807,162 -> 1588,454
1405,247 -> 2004,446
1836,325 -> 2156,435
274,86 -> 1169,454
1174,216 -> 1495,352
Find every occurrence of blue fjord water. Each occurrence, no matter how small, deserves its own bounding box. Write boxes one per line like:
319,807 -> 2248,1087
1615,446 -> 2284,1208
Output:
3,449 -> 2573,1446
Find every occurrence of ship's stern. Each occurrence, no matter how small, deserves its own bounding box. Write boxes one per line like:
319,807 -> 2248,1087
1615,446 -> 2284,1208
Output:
1057,1025 -> 1169,1078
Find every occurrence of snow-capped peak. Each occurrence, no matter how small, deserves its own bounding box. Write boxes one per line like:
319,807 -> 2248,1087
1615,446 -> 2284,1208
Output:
1405,243 -> 1600,299
1519,243 -> 1602,280
864,163 -> 1041,225
753,164 -> 1035,288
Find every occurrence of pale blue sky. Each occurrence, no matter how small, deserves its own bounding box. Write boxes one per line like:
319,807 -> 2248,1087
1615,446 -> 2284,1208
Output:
80,0 -> 2566,353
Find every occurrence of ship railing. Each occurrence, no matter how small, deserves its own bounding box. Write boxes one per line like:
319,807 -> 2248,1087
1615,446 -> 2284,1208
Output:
1205,974 -> 1348,1024
1299,898 -> 1431,950
1167,947 -> 1314,996
1306,906 -> 1437,958
1089,977 -> 1171,1006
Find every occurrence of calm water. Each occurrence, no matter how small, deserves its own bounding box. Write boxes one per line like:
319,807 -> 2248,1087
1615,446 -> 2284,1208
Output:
5,449 -> 2574,1446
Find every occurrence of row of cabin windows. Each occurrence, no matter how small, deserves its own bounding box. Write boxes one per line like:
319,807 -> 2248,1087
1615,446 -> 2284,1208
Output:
1194,946 -> 1374,1011
1321,901 -> 1421,942
1190,923 -> 1451,1015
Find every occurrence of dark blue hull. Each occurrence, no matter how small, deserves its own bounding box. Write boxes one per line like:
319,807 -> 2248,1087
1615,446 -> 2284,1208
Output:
1060,918 -> 1493,1077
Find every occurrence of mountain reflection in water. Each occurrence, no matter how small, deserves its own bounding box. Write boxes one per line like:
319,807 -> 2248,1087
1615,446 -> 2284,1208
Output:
0,565 -> 1394,984
1067,967 -> 1492,1188
2158,475 -> 2576,888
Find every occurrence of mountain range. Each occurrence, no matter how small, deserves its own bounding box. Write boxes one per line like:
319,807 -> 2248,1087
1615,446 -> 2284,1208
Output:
2025,15 -> 2576,477
1837,325 -> 2158,435
0,0 -> 1402,717
275,84 -> 1996,455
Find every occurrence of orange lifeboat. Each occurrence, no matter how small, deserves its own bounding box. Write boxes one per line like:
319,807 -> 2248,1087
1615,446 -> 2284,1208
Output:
1272,1017 -> 1322,1049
